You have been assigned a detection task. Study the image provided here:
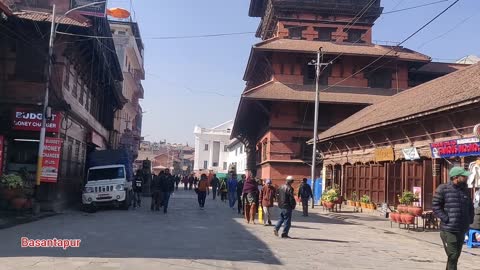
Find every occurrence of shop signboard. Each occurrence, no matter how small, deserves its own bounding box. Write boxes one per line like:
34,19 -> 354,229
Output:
41,137 -> 63,183
0,135 -> 4,176
70,0 -> 107,17
402,147 -> 420,161
374,147 -> 394,162
430,137 -> 480,159
13,108 -> 62,133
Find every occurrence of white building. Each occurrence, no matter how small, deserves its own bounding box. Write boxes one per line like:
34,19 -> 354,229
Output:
227,139 -> 247,176
194,120 -> 233,175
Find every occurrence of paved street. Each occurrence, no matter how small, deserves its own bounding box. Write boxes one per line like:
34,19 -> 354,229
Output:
0,188 -> 478,270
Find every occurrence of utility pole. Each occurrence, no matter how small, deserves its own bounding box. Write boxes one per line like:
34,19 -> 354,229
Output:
310,47 -> 330,209
34,4 -> 56,208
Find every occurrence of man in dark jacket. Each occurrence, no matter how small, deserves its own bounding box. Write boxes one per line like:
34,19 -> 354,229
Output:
150,171 -> 163,211
432,167 -> 474,270
133,170 -> 143,208
237,175 -> 246,214
161,169 -> 175,214
211,174 -> 220,200
298,178 -> 313,217
274,176 -> 296,238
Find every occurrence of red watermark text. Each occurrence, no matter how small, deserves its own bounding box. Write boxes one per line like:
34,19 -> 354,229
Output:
21,237 -> 81,250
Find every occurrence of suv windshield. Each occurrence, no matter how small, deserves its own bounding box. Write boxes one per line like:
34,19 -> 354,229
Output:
88,167 -> 125,181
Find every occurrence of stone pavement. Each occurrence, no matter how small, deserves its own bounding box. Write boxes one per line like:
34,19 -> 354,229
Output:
0,188 -> 478,270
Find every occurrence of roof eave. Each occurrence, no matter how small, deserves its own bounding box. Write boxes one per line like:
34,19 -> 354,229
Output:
316,98 -> 480,144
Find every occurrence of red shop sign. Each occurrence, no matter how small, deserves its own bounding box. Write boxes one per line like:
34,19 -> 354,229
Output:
41,137 -> 63,183
13,108 -> 62,133
0,135 -> 4,176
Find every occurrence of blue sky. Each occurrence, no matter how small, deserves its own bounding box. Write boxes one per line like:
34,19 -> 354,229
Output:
109,0 -> 480,145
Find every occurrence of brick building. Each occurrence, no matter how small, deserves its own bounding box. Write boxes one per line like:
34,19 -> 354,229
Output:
231,0 -> 465,186
0,0 -> 125,209
315,63 -> 480,209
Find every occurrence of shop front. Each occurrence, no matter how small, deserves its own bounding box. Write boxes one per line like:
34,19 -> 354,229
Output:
0,106 -> 64,208
430,137 -> 480,195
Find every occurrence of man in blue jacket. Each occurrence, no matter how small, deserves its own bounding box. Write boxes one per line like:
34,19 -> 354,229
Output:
432,167 -> 474,270
227,173 -> 238,209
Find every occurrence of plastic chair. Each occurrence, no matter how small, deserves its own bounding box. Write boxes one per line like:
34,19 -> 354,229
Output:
467,229 -> 480,248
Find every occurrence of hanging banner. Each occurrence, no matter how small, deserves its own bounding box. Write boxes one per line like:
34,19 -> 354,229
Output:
71,0 -> 107,17
402,147 -> 420,161
0,135 -> 4,176
374,147 -> 394,162
13,108 -> 62,133
41,137 -> 63,183
430,137 -> 480,159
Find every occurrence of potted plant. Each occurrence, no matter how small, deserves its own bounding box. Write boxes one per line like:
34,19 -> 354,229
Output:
407,192 -> 422,216
397,191 -> 414,213
0,174 -> 24,200
323,188 -> 339,210
360,194 -> 371,209
390,211 -> 400,223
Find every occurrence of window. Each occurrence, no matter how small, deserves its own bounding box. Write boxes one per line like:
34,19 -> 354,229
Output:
262,141 -> 268,161
304,64 -> 330,85
223,162 -> 227,170
64,61 -> 70,90
240,146 -> 243,154
367,69 -> 392,88
203,160 -> 208,169
224,145 -> 228,152
213,162 -> 218,167
204,144 -> 209,151
79,83 -> 85,106
293,137 -> 313,160
315,27 -> 336,41
235,148 -> 238,156
345,29 -> 366,43
286,25 -> 306,40
85,91 -> 91,112
118,31 -> 126,35
72,76 -> 79,98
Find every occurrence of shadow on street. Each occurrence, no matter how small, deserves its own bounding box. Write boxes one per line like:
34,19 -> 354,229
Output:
0,189 -> 282,265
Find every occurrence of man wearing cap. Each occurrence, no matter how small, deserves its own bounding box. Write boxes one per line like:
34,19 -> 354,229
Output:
260,179 -> 276,226
274,176 -> 296,238
433,167 -> 474,270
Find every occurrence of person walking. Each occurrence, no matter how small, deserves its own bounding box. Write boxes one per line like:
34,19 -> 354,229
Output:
260,179 -> 276,226
432,167 -> 474,270
219,178 -> 228,202
211,174 -> 220,200
243,176 -> 259,224
188,175 -> 194,190
197,174 -> 209,208
133,170 -> 143,208
175,175 -> 180,191
150,171 -> 163,211
227,173 -> 238,209
182,176 -> 187,190
274,176 -> 296,238
161,169 -> 175,214
237,175 -> 246,214
298,178 -> 313,217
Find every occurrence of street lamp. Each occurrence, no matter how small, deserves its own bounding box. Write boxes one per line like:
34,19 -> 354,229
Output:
34,2 -> 130,211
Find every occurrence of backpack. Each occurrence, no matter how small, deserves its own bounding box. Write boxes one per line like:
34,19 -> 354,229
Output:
299,183 -> 311,198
